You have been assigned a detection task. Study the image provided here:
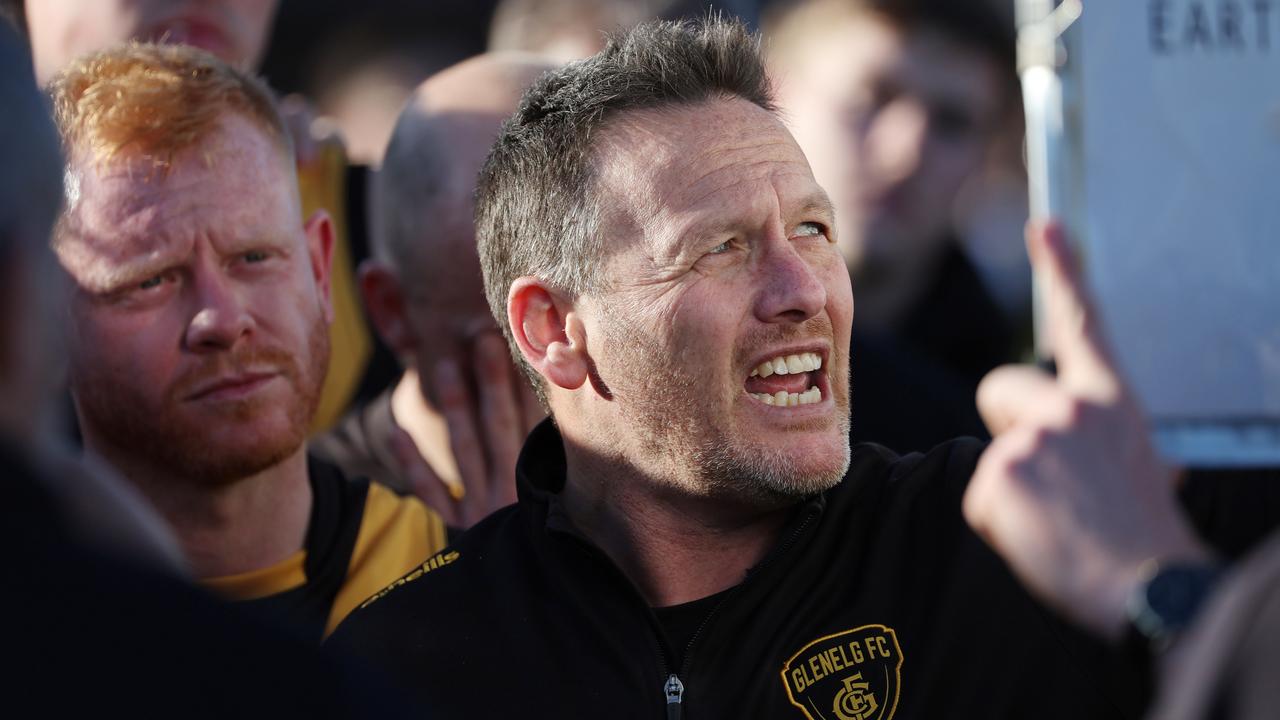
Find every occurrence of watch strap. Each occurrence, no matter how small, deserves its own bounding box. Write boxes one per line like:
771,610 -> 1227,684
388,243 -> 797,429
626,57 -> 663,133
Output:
1125,559 -> 1223,653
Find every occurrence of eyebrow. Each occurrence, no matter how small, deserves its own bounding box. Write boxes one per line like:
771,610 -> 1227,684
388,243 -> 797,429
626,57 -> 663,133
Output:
674,188 -> 839,244
793,190 -> 837,226
91,252 -> 182,296
61,223 -> 188,295
86,228 -> 296,294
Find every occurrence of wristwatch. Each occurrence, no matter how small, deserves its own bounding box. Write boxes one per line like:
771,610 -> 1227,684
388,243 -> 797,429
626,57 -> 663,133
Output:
1125,559 -> 1223,652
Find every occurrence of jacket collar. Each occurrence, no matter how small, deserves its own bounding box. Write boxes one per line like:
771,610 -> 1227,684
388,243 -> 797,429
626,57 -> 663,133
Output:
513,418 -> 828,544
515,417 -> 570,500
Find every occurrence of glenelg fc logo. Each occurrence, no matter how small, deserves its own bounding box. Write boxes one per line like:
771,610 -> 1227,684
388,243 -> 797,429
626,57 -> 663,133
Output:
780,625 -> 903,720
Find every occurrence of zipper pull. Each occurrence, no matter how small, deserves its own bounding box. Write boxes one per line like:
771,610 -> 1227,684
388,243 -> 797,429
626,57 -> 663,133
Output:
664,674 -> 684,720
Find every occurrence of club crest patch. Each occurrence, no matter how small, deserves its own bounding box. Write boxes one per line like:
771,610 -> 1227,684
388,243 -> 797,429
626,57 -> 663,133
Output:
781,624 -> 903,720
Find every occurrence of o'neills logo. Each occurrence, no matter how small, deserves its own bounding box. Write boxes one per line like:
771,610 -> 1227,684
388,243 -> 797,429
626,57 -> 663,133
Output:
781,625 -> 903,720
358,550 -> 459,609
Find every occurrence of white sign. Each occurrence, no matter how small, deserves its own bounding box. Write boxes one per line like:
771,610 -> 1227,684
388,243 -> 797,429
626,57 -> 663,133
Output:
1043,0 -> 1280,464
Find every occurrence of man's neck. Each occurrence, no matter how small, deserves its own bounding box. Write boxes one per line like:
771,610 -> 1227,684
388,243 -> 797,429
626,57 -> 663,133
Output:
390,369 -> 461,486
560,436 -> 789,608
96,446 -> 313,579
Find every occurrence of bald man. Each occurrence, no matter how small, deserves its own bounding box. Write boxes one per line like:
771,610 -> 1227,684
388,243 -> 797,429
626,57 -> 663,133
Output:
314,53 -> 554,529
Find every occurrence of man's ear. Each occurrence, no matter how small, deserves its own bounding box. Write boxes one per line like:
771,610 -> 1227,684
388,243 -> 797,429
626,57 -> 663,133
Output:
303,209 -> 335,322
508,277 -> 588,391
358,259 -> 415,355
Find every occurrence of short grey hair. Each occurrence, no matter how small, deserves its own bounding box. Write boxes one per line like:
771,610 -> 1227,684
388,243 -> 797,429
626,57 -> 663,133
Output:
476,14 -> 775,400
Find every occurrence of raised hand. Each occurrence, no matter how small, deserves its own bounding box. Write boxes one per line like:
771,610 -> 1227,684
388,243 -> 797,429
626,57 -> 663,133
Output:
962,222 -> 1212,640
391,331 -> 543,529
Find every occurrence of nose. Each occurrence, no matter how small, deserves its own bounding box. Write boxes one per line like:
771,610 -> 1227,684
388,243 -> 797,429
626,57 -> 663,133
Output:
753,236 -> 828,325
184,266 -> 252,352
864,98 -> 928,188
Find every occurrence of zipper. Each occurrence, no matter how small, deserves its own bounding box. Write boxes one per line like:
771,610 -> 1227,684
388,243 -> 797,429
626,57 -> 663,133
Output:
666,507 -> 820,719
664,674 -> 685,720
548,526 -> 682,719
548,495 -> 822,720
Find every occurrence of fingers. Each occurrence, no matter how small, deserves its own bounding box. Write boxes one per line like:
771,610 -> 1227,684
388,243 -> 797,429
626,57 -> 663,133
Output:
472,333 -> 523,509
976,364 -> 1061,436
414,334 -> 535,527
434,358 -> 488,525
963,428 -> 1035,553
387,423 -> 458,527
1028,221 -> 1122,402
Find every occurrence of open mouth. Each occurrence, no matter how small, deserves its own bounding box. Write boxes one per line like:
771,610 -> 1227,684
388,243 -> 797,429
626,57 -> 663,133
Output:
744,351 -> 826,407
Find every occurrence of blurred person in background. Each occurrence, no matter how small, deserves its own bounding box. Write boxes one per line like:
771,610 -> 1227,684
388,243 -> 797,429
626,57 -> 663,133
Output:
766,0 -> 1024,451
49,43 -> 446,643
488,0 -> 761,61
0,22 -> 408,715
315,52 -> 555,528
768,0 -> 1021,373
489,0 -> 674,61
306,44 -> 443,167
7,0 -> 376,432
18,0 -> 277,83
292,6 -> 489,168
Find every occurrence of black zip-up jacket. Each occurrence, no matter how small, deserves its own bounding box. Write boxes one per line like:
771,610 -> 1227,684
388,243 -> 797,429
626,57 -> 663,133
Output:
331,421 -> 1148,719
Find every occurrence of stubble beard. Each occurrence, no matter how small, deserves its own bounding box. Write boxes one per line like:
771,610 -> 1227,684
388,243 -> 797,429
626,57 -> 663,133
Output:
74,313 -> 330,487
598,307 -> 851,507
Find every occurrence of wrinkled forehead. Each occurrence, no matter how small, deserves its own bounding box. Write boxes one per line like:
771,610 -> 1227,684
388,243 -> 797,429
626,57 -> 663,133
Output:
57,115 -> 299,289
593,99 -> 826,249
58,157 -> 197,279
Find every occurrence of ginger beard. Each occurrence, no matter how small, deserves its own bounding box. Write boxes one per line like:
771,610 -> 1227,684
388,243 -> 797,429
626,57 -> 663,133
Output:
595,300 -> 851,506
72,312 -> 330,486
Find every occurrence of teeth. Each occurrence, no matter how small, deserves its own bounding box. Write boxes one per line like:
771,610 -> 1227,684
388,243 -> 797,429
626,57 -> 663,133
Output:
752,352 -> 823,379
749,386 -> 822,407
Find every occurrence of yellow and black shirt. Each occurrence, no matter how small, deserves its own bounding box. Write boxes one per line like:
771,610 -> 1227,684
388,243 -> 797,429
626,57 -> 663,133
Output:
205,455 -> 445,642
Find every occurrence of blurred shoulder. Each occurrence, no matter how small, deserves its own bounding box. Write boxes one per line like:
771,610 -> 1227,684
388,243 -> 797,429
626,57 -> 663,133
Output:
842,436 -> 988,502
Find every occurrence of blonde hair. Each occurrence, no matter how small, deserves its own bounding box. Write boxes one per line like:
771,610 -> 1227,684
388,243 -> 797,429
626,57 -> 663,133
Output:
49,42 -> 290,170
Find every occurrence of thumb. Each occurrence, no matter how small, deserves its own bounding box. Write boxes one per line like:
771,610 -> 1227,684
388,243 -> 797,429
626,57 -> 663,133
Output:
1031,221 -> 1123,402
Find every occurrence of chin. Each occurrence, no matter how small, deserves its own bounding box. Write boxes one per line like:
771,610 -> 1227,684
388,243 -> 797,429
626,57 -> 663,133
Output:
188,430 -> 304,485
156,405 -> 308,485
696,433 -> 851,506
